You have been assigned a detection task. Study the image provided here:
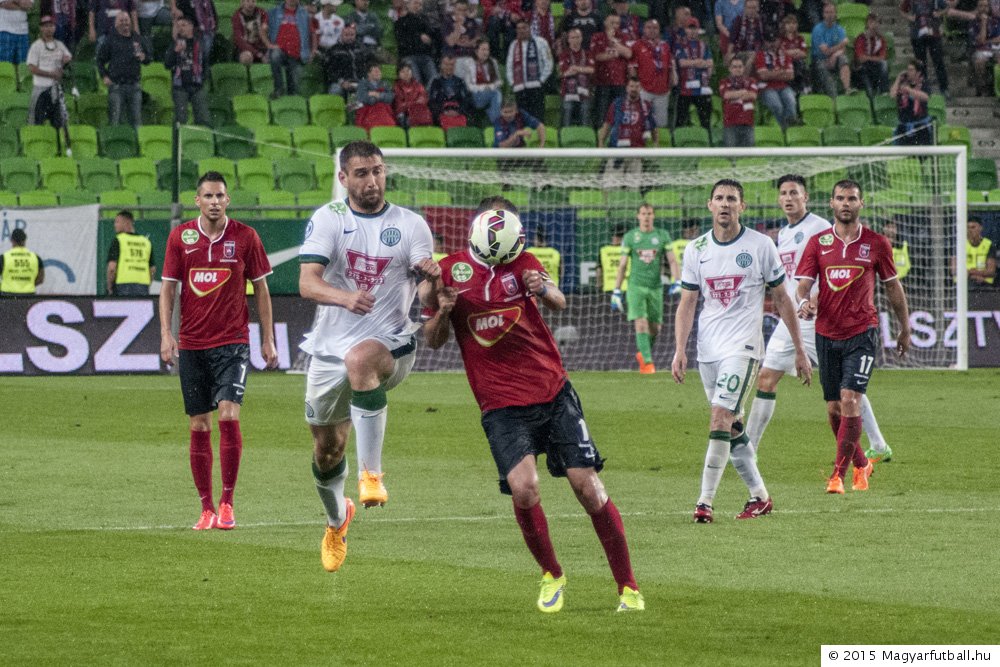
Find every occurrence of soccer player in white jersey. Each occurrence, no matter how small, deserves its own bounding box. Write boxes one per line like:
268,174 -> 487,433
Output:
298,141 -> 441,572
745,175 -> 893,462
671,179 -> 812,523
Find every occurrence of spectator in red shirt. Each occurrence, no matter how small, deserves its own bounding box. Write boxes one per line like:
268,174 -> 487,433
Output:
672,17 -> 713,136
529,0 -> 557,51
631,18 -> 675,128
609,0 -> 642,41
590,13 -> 632,131
853,13 -> 889,100
267,0 -> 315,97
393,62 -> 433,127
727,0 -> 764,65
779,13 -> 807,92
232,0 -> 272,64
719,56 -> 756,147
558,27 -> 595,126
755,30 -> 798,128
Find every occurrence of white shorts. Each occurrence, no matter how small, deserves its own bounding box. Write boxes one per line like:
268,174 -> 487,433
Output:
761,319 -> 818,375
304,335 -> 417,426
699,355 -> 759,416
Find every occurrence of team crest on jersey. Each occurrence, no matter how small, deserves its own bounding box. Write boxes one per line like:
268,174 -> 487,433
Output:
825,266 -> 864,291
381,228 -> 401,247
304,220 -> 314,240
346,250 -> 392,291
694,236 -> 708,251
736,252 -> 753,268
451,262 -> 473,282
638,249 -> 658,264
705,275 -> 745,307
188,267 -> 232,296
818,233 -> 834,246
500,272 -> 519,296
223,240 -> 236,259
331,201 -> 348,215
467,306 -> 521,347
859,243 -> 871,259
794,231 -> 804,244
651,236 -> 659,246
181,229 -> 199,245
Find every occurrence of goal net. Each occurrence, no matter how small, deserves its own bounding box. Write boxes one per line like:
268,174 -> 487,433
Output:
335,146 -> 969,372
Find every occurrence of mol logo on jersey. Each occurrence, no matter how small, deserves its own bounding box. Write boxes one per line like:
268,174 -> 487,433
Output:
825,265 -> 865,291
346,250 -> 392,291
188,268 -> 232,296
705,275 -> 745,307
467,307 -> 521,347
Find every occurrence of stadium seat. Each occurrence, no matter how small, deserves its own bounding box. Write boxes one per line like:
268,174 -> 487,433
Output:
207,94 -> 234,127
274,158 -> 316,193
78,157 -> 120,192
18,190 -> 59,206
697,157 -> 732,173
500,189 -> 530,209
298,64 -> 325,97
197,157 -> 237,184
137,125 -> 173,161
0,126 -> 17,155
873,95 -> 897,127
799,94 -> 835,127
258,190 -> 297,218
407,126 -> 445,148
179,126 -> 215,161
938,125 -> 971,150
98,125 -> 139,159
141,64 -> 172,101
236,157 -> 275,190
446,126 -> 484,148
215,125 -> 256,159
313,158 -> 334,191
232,94 -> 271,127
157,158 -> 198,191
19,125 -> 59,158
838,2 -> 869,20
39,157 -> 80,191
384,190 -> 413,207
559,125 -> 598,148
309,94 -> 347,127
212,63 -> 250,97
0,92 -> 30,127
0,190 -> 16,206
482,126 -> 495,146
369,126 -> 407,148
329,125 -> 368,148
859,125 -> 893,145
928,94 -> 947,124
179,189 -> 200,218
835,94 -> 873,126
822,125 -> 859,146
414,190 -> 452,206
673,126 -> 711,147
118,157 -> 158,192
968,158 -> 998,192
543,94 -> 561,128
568,189 -> 604,207
753,125 -> 785,147
292,125 -> 330,157
59,190 -> 99,205
100,189 -> 140,207
297,189 -> 333,211
137,189 -> 172,209
644,188 -> 683,210
967,189 -> 989,204
607,189 -> 643,214
786,125 -> 822,147
75,92 -> 109,127
249,63 -> 275,97
841,17 -> 866,39
227,190 -> 258,218
270,95 -> 309,128
254,125 -> 294,159
0,62 -> 16,92
1,157 -> 39,192
71,62 -> 99,94
68,125 -> 99,158
990,188 -> 1000,202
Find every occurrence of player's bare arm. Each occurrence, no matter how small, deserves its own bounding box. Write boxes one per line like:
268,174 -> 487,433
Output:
251,277 -> 279,368
665,249 -> 679,284
522,269 -> 566,310
423,287 -> 457,349
771,285 -> 812,386
415,257 -> 443,306
158,279 -> 179,365
884,277 -> 912,358
299,261 -> 376,315
671,288 -> 698,384
795,276 -> 817,320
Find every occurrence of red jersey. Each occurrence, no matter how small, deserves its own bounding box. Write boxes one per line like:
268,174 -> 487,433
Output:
719,75 -> 757,126
589,31 -> 630,86
161,218 -> 272,350
755,48 -> 792,90
795,225 -> 897,340
631,38 -> 673,94
853,31 -> 887,60
778,33 -> 807,62
276,7 -> 301,58
430,250 -> 566,413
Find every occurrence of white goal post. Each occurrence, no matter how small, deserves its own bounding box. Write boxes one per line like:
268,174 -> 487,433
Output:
334,145 -> 969,371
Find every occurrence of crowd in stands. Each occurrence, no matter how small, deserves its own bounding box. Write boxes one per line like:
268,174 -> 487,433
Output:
1,0 -> 997,151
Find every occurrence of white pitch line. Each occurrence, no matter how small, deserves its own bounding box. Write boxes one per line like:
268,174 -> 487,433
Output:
11,506 -> 997,533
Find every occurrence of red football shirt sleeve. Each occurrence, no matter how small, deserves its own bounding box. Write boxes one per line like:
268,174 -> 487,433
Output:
874,233 -> 898,281
795,236 -> 819,281
161,228 -> 182,281
245,229 -> 273,282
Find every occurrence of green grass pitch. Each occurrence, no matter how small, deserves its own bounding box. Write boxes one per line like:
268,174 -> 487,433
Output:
2,369 -> 999,665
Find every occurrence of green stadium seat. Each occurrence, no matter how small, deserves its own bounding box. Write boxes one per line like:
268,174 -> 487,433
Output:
237,157 -> 275,190
59,190 -> 99,205
232,93 -> 271,127
928,94 -> 947,124
76,92 -> 109,127
157,158 -> 198,191
179,189 -> 200,218
673,126 -> 711,147
543,94 -> 561,128
938,125 -> 971,150
414,190 -> 452,206
446,126 -> 484,148
799,94 -> 835,127
0,126 -> 18,155
274,158 -> 316,193
823,125 -> 859,146
329,125 -> 367,147
292,125 -> 331,157
0,92 -> 30,126
270,96 -> 309,127
309,94 -> 347,127
313,158 -> 334,191
502,189 -> 530,209
0,190 -> 16,206
119,157 -> 158,192
137,125 -> 173,161
100,189 -> 140,207
873,95 -> 897,127
144,97 -> 174,126
39,157 -> 80,191
559,125 -> 597,148
215,125 -> 256,159
207,94 -> 234,126
568,189 -> 604,207
0,62 -> 16,92
968,158 -> 998,192
71,62 -> 99,93
838,3 -> 869,20
607,189 -> 643,214
990,188 -> 1000,202
179,126 -> 215,161
697,157 -> 732,173
407,126 -> 445,148
369,126 -> 407,148
254,125 -> 294,159
137,190 -> 173,208
859,124 -> 893,145
78,157 -> 120,192
842,17 -> 866,39
197,157 -> 237,185
629,2 -> 649,17
141,64 -> 173,101
297,189 -> 333,212
19,125 -> 59,158
786,125 -> 823,147
212,63 -> 250,97
15,64 -> 31,92
227,190 -> 258,218
298,64 -> 325,97
98,125 -> 139,159
18,190 -> 59,206
644,188 -> 683,208
1,157 -> 39,192
835,94 -> 873,126
68,125 -> 99,158
967,189 -> 989,204
249,63 -> 275,97
258,189 -> 297,218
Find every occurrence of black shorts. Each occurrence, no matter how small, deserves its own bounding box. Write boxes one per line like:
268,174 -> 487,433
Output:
178,343 -> 251,416
816,328 -> 878,402
480,381 -> 605,495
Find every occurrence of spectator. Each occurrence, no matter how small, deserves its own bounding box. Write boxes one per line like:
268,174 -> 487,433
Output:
755,29 -> 797,128
347,0 -> 382,51
598,77 -> 655,179
441,0 -> 478,58
954,217 -> 997,290
395,0 -> 437,85
171,0 -> 217,67
529,0 -> 556,51
354,62 -> 396,128
590,14 -> 632,128
901,0 -> 948,96
950,0 -> 1000,96
558,27 -> 594,126
727,0 -> 764,65
483,0 -> 524,59
810,2 -> 852,98
164,15 -> 210,124
96,11 -> 150,126
393,61 -> 433,127
631,18 -> 675,129
526,227 -> 561,285
719,55 -> 756,147
714,0 -> 744,55
889,58 -> 932,145
324,20 -> 369,96
268,0 -> 315,98
0,228 -> 44,296
558,0 -> 600,51
881,219 -> 911,281
233,0 -> 273,64
53,0 -> 79,52
493,96 -> 546,146
139,0 -> 173,35
428,54 -> 473,128
90,0 -> 138,50
673,17 -> 713,136
759,0 -> 794,31
609,0 -> 641,41
506,18 -> 553,121
106,210 -> 155,296
457,38 -> 503,123
666,5 -> 691,48
852,13 -> 889,100
27,15 -> 72,127
778,13 -> 807,92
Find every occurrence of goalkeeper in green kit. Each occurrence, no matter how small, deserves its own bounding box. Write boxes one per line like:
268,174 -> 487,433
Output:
611,204 -> 679,374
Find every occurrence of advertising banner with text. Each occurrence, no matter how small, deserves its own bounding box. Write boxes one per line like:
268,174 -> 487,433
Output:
1,206 -> 99,295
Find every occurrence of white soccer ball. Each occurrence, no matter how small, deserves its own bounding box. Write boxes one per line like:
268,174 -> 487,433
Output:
469,209 -> 526,266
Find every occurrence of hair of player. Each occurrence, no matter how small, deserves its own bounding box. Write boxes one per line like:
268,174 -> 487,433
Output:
10,228 -> 26,244
196,171 -> 228,191
638,202 -> 654,213
832,178 -> 863,199
969,216 -> 983,226
776,173 -> 807,190
116,209 -> 135,222
339,140 -> 384,170
475,195 -> 519,215
710,178 -> 744,201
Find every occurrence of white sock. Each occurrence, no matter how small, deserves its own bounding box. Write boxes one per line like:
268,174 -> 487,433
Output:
351,404 -> 387,475
746,392 -> 776,453
860,395 -> 888,452
730,437 -> 768,500
699,437 -> 731,506
314,458 -> 349,527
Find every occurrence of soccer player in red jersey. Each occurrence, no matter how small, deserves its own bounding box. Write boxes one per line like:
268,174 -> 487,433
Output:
795,180 -> 911,495
422,197 -> 643,614
160,171 -> 279,530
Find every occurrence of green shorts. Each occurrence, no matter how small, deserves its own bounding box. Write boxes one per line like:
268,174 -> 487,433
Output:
626,285 -> 664,323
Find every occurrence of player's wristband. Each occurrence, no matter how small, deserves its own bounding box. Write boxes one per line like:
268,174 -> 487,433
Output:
797,298 -> 809,310
537,285 -> 548,297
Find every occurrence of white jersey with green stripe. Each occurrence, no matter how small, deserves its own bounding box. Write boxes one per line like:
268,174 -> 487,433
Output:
299,199 -> 433,359
680,225 -> 786,364
776,211 -> 831,299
